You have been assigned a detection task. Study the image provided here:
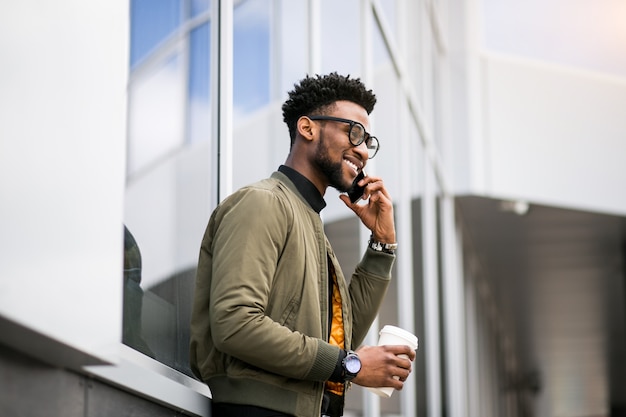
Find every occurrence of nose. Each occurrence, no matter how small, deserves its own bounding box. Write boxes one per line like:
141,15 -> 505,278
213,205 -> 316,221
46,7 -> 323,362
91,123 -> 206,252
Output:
354,139 -> 369,161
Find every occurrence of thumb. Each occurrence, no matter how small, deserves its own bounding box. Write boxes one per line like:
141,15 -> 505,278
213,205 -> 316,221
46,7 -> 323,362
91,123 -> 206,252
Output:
339,194 -> 356,209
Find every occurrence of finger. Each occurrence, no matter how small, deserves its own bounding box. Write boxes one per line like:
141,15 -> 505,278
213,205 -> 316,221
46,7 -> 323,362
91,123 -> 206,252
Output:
339,194 -> 362,211
367,186 -> 391,204
390,376 -> 405,390
367,187 -> 388,202
398,366 -> 412,380
366,190 -> 380,204
339,193 -> 354,207
363,180 -> 381,194
378,185 -> 391,199
383,344 -> 416,358
398,371 -> 410,382
362,175 -> 382,184
362,179 -> 387,194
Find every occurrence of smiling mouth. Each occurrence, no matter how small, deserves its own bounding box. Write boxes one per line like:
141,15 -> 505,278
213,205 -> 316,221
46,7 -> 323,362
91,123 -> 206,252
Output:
344,159 -> 360,176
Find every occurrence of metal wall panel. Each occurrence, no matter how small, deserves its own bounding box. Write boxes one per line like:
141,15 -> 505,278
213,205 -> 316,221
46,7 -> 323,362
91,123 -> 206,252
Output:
0,344 -> 197,417
0,344 -> 84,417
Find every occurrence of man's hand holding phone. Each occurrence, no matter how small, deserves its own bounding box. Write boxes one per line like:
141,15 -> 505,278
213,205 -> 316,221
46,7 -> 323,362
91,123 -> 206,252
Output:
347,171 -> 367,203
340,172 -> 396,245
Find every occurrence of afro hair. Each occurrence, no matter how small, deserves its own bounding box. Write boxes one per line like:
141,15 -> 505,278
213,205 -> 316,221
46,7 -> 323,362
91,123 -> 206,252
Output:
282,72 -> 377,144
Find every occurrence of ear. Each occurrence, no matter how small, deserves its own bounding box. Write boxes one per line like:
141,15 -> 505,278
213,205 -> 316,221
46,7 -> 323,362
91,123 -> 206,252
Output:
296,116 -> 315,142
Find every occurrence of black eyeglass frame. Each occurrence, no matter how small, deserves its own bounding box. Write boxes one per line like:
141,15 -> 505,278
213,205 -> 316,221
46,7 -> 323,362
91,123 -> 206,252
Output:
308,115 -> 380,159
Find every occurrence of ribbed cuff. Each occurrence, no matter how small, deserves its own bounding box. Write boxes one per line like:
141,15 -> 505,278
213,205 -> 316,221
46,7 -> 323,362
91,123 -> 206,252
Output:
328,349 -> 346,382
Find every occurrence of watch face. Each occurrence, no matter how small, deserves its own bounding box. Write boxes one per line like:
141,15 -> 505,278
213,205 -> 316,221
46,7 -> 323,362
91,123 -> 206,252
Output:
345,355 -> 361,373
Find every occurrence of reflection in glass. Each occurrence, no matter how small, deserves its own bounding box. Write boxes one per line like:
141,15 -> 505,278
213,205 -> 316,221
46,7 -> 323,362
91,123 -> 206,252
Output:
127,54 -> 185,177
130,0 -> 182,67
141,268 -> 196,376
373,13 -> 392,71
189,22 -> 211,143
234,0 -> 271,117
125,0 -> 212,378
190,0 -> 210,18
231,0 -> 275,191
121,222 -> 198,376
277,1 -> 308,97
379,0 -> 397,40
321,0 -> 361,75
122,225 -> 154,357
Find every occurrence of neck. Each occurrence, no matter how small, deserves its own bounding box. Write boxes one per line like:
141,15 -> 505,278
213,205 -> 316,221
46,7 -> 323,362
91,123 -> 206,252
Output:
283,156 -> 327,196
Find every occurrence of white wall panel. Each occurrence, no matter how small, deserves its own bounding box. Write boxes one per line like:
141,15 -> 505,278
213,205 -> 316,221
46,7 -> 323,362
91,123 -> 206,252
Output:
483,54 -> 626,215
0,0 -> 129,365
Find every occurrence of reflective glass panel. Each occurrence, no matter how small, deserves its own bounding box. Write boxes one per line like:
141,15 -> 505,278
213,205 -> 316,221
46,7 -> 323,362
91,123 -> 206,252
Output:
190,0 -> 210,18
379,0 -> 397,42
232,0 -> 276,191
373,10 -> 392,70
321,0 -> 361,75
125,0 -> 213,377
277,1 -> 308,97
234,0 -> 271,117
130,0 -> 182,67
127,54 -> 185,177
188,22 -> 211,143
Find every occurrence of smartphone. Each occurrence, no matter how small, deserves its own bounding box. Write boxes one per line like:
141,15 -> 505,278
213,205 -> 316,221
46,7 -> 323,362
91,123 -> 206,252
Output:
347,171 -> 366,203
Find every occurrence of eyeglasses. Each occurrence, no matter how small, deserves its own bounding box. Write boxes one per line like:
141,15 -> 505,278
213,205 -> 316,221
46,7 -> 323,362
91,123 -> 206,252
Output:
308,115 -> 380,159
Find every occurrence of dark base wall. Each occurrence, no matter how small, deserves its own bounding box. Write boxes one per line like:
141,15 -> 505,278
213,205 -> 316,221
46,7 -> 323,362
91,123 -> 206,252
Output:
0,343 -> 195,417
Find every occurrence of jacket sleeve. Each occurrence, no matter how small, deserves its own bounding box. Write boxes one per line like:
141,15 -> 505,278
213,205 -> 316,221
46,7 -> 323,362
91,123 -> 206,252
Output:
348,248 -> 395,349
202,187 -> 338,381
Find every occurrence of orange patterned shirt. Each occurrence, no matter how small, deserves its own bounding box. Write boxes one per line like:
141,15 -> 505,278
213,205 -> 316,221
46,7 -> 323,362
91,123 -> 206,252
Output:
325,258 -> 345,396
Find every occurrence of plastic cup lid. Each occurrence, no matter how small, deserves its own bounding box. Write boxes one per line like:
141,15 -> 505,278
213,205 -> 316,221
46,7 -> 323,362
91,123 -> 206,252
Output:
380,325 -> 418,349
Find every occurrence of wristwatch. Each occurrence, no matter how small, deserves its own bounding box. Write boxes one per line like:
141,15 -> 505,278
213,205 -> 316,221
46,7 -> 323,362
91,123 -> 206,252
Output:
368,236 -> 398,254
342,350 -> 362,381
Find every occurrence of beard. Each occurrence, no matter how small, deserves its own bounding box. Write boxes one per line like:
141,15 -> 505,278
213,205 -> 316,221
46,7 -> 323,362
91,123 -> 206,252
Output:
314,131 -> 352,192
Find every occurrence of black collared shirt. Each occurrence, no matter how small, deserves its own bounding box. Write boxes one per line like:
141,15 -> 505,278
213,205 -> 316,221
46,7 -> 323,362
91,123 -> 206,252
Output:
278,165 -> 326,213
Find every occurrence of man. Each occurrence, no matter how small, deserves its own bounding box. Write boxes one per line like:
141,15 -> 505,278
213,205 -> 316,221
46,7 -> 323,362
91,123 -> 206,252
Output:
190,73 -> 415,417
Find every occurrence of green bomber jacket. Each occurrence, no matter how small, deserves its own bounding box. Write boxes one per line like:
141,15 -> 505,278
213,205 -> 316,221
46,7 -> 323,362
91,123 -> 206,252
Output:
189,170 -> 394,417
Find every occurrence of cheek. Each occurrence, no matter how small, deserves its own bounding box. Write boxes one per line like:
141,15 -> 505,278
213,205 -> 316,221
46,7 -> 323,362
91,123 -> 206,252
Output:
327,133 -> 348,154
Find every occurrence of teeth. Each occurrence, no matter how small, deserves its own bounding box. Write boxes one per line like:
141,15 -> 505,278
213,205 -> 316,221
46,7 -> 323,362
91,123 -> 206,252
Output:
344,159 -> 359,174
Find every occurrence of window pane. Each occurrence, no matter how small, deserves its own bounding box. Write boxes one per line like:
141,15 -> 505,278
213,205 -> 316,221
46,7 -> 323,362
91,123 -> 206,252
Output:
379,0 -> 397,41
233,0 -> 271,117
278,1 -> 308,97
125,0 -> 213,377
232,0 -> 275,191
188,22 -> 211,143
130,0 -> 182,67
320,0 -> 361,75
373,10 -> 392,70
127,54 -> 185,177
190,0 -> 210,18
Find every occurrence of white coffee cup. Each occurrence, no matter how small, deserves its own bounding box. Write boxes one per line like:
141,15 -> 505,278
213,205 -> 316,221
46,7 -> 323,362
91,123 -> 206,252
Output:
366,325 -> 418,398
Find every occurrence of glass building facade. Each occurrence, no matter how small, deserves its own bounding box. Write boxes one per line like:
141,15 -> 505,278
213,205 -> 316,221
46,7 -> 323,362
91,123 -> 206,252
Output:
123,1 -> 450,416
2,1 -> 625,417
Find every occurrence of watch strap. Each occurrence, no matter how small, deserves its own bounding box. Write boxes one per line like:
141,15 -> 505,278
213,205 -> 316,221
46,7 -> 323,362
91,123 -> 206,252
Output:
368,236 -> 398,254
342,350 -> 361,382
